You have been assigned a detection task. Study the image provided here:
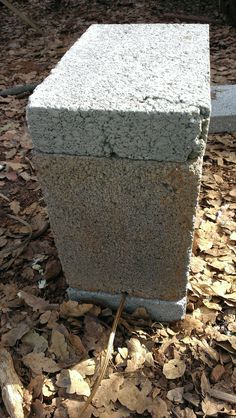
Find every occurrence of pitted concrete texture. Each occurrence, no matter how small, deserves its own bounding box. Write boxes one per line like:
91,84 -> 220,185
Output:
67,289 -> 187,322
27,24 -> 210,162
210,84 -> 236,133
34,153 -> 202,302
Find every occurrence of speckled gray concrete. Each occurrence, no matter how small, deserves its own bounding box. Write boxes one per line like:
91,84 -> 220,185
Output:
34,153 -> 202,302
28,24 -> 211,321
68,289 -> 187,322
210,84 -> 236,133
27,24 -> 210,161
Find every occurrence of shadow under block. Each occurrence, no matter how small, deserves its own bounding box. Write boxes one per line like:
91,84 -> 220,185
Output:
27,24 -> 211,320
34,154 -> 202,302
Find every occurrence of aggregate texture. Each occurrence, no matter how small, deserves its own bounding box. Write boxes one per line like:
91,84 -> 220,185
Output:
210,84 -> 236,133
27,24 -> 211,162
68,289 -> 187,322
34,153 -> 203,302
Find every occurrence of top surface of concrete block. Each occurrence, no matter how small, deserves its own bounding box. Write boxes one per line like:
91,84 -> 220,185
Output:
28,24 -> 211,162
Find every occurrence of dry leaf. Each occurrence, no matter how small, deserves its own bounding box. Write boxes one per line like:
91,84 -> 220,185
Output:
125,337 -> 154,372
28,375 -> 44,399
23,352 -> 61,374
2,322 -> 30,347
73,358 -> 96,377
60,300 -> 93,317
163,359 -> 186,379
93,374 -> 125,408
0,348 -> 24,418
167,387 -> 184,403
18,291 -> 58,313
210,364 -> 225,383
22,330 -> 48,353
147,398 -> 169,418
56,368 -> 90,396
117,378 -> 152,414
10,200 -> 20,215
118,347 -> 128,359
63,399 -> 94,418
42,378 -> 57,397
202,395 -> 226,416
49,329 -> 69,361
68,333 -> 86,355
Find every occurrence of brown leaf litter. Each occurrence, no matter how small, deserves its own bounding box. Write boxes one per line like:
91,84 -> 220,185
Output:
0,0 -> 236,416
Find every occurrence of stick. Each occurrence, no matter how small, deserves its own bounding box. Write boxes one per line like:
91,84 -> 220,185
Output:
208,388 -> 236,404
79,293 -> 127,418
0,83 -> 40,97
0,0 -> 41,32
0,348 -> 24,418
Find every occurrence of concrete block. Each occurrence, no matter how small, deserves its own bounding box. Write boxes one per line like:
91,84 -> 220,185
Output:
27,24 -> 210,162
34,153 -> 202,303
27,24 -> 211,321
210,84 -> 236,133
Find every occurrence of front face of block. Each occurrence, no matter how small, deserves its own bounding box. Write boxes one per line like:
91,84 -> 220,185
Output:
34,154 -> 202,302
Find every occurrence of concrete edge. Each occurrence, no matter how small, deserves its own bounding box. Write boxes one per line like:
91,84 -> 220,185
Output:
67,288 -> 186,322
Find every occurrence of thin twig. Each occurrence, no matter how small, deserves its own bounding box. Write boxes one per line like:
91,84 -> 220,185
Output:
208,388 -> 236,404
79,293 -> 127,418
0,0 -> 41,33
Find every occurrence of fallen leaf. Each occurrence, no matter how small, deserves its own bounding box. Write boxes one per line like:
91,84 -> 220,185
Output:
10,200 -> 20,215
93,374 -> 125,408
42,378 -> 57,398
202,395 -> 226,416
167,387 -> 184,403
163,359 -> 186,379
49,329 -> 69,361
147,398 -> 169,418
22,352 -> 61,374
2,322 -> 30,347
125,337 -> 154,372
56,369 -> 90,396
73,358 -> 96,377
60,300 -> 93,317
22,330 -> 48,353
63,400 -> 94,418
18,291 -> 58,313
117,378 -> 152,414
210,364 -> 225,383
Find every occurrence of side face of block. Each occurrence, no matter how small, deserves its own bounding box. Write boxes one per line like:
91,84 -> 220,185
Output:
34,154 -> 202,302
209,84 -> 236,133
27,24 -> 210,162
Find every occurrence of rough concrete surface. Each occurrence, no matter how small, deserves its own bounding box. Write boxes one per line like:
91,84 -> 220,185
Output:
27,24 -> 210,161
68,289 -> 187,322
34,153 -> 202,302
210,84 -> 236,133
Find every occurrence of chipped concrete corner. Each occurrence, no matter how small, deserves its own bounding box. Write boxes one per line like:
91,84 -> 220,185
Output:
27,24 -> 211,321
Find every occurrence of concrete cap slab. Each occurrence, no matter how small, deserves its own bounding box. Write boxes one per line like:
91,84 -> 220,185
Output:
27,24 -> 211,161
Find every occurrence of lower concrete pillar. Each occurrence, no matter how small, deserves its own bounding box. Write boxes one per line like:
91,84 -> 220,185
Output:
27,24 -> 211,321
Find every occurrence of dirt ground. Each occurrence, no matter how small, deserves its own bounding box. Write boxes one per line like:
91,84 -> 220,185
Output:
0,1 -> 236,417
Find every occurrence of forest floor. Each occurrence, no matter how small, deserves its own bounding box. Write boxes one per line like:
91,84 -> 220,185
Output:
0,1 -> 236,417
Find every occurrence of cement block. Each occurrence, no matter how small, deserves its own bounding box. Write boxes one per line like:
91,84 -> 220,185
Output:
27,24 -> 210,162
34,153 -> 202,303
210,84 -> 236,133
